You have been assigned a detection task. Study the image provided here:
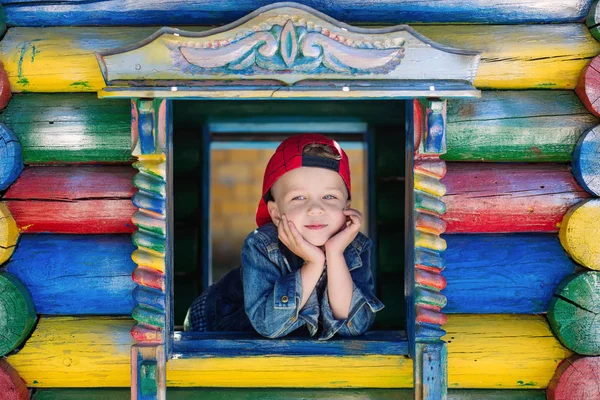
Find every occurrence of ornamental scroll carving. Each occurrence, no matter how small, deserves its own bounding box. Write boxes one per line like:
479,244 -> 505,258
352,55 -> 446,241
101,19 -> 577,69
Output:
96,3 -> 481,91
171,18 -> 405,75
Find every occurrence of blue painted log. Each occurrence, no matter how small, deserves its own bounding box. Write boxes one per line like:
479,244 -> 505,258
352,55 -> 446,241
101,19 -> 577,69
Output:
0,123 -> 23,191
0,233 -> 577,315
4,235 -> 136,315
443,234 -> 578,314
1,0 -> 590,26
174,331 -> 408,357
573,126 -> 600,196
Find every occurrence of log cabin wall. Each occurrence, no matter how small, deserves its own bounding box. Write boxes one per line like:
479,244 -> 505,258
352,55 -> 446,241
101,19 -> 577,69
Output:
0,1 -> 600,399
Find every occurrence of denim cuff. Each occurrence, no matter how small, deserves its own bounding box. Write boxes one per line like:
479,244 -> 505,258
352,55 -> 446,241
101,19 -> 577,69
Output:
273,269 -> 301,310
319,284 -> 384,340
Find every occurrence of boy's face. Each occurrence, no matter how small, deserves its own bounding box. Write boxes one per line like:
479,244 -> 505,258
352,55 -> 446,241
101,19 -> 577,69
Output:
267,167 -> 349,247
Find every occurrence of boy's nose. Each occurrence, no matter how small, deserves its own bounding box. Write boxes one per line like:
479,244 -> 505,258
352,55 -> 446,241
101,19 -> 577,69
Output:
307,201 -> 325,215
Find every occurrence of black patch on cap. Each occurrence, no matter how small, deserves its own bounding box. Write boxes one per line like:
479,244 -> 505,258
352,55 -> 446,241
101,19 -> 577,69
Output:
302,155 -> 340,171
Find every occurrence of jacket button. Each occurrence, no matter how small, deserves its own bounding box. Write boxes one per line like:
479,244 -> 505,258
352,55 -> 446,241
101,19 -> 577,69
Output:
347,321 -> 353,328
281,296 -> 289,303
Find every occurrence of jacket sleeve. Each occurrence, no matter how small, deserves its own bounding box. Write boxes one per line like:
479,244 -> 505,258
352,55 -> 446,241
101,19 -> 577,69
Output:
319,239 -> 384,340
241,232 -> 305,338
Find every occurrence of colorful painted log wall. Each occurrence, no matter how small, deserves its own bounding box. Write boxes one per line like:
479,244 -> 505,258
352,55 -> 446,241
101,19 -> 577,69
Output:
1,2 -> 600,399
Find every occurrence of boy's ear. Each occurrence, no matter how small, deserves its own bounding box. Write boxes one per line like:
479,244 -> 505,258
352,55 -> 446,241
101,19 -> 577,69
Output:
345,200 -> 351,209
267,201 -> 281,226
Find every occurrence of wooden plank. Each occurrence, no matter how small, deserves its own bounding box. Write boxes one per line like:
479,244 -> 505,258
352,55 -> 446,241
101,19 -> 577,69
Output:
97,8 -> 479,91
1,25 -> 598,92
4,235 -> 136,315
443,234 -> 577,314
442,163 -> 590,233
173,331 -> 408,357
2,0 -> 591,26
3,166 -> 136,233
5,315 -> 568,388
31,388 -> 548,400
444,91 -> 599,162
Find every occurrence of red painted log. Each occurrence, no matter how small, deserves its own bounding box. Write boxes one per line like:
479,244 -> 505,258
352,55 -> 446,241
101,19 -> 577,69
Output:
0,62 -> 12,110
442,163 -> 590,233
547,355 -> 600,400
0,359 -> 29,400
3,166 -> 136,234
576,55 -> 600,117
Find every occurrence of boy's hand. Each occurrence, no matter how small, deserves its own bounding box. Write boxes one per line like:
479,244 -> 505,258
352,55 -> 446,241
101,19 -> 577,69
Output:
325,208 -> 362,256
277,214 -> 325,265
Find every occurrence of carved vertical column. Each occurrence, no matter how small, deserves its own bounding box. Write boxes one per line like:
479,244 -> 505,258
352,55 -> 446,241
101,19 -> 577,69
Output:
130,98 -> 171,400
412,99 -> 448,400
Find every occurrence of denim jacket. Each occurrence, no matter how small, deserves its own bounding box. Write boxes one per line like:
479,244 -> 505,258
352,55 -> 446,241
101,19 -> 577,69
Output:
195,223 -> 384,340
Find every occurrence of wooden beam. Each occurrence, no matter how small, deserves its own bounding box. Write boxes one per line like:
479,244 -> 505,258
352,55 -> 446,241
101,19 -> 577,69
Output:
4,315 -> 570,388
1,233 -> 577,315
443,163 -> 590,233
2,0 -> 591,26
4,166 -> 136,234
1,25 -> 598,92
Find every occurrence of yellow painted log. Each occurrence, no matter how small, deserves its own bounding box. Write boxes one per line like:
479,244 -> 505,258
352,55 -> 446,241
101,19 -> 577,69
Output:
559,199 -> 600,270
6,315 -> 570,389
0,25 -> 598,93
0,202 -> 19,264
417,25 -> 600,89
444,315 -> 572,389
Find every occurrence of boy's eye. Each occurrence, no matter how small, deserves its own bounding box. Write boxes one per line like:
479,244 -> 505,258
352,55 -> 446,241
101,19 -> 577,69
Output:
323,194 -> 337,200
291,195 -> 306,201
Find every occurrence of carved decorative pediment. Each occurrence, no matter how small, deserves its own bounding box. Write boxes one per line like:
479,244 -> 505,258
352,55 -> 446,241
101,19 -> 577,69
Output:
172,18 -> 405,76
96,2 -> 481,91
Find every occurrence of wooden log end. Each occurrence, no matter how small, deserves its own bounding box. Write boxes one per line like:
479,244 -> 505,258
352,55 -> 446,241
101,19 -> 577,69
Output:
0,202 -> 20,264
0,61 -> 12,110
573,126 -> 600,196
587,2 -> 600,43
0,359 -> 29,400
547,355 -> 600,400
0,271 -> 36,356
575,56 -> 600,117
559,199 -> 600,270
0,123 -> 24,191
548,272 -> 600,356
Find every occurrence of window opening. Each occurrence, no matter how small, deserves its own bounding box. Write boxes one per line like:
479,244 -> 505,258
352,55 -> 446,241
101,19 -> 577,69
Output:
172,100 -> 406,332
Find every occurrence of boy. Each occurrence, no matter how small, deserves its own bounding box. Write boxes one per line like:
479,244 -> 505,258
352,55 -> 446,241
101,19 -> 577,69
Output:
185,133 -> 383,340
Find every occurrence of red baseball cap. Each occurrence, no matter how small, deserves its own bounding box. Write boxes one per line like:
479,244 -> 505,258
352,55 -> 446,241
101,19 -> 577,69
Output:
256,134 -> 352,227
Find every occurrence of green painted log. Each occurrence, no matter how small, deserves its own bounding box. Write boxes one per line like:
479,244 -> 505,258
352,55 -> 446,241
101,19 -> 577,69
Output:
587,0 -> 600,42
0,271 -> 36,357
3,92 -> 595,165
31,388 -> 546,399
444,91 -> 599,162
548,272 -> 600,356
0,94 -> 131,164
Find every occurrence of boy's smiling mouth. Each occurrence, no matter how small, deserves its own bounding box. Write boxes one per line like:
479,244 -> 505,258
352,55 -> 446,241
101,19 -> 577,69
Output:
304,224 -> 328,230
